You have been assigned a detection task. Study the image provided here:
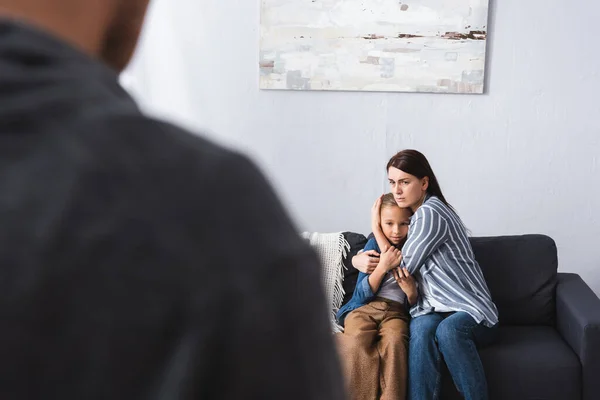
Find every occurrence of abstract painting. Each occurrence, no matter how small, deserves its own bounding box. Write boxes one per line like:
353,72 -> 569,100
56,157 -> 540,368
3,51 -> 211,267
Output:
259,0 -> 490,93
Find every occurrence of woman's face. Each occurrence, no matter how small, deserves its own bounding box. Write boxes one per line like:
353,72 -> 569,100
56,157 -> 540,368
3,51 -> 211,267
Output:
388,167 -> 428,212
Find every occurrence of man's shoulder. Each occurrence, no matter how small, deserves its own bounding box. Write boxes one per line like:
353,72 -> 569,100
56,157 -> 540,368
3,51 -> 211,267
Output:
71,112 -> 253,184
65,112 -> 275,232
79,113 -> 231,159
74,112 -> 302,253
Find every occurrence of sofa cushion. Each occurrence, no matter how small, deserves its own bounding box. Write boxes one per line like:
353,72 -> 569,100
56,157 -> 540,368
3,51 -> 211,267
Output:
441,326 -> 581,400
341,232 -> 367,307
470,235 -> 557,326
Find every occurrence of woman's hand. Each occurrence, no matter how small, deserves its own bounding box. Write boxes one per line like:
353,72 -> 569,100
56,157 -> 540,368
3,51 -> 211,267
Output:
378,245 -> 402,272
371,195 -> 383,232
352,250 -> 380,274
393,267 -> 418,305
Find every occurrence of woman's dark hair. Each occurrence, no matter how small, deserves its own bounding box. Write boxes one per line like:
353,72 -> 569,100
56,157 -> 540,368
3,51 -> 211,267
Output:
386,149 -> 455,212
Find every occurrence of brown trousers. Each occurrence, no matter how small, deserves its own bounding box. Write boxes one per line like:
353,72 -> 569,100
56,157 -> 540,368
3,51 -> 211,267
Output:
335,298 -> 410,400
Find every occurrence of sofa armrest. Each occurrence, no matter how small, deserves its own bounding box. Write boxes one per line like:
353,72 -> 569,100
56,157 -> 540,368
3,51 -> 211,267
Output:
556,273 -> 600,400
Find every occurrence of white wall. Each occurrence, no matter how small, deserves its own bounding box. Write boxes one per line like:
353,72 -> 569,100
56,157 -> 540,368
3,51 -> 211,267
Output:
122,0 -> 600,295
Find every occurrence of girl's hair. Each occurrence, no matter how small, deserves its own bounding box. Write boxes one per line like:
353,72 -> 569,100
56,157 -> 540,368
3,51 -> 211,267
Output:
380,193 -> 414,217
386,149 -> 455,212
380,193 -> 399,209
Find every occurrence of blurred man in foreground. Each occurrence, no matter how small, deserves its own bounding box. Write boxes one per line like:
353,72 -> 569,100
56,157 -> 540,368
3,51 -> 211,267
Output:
0,1 -> 344,398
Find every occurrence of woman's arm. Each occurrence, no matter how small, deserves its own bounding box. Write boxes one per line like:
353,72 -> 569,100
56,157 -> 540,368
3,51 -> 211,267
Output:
351,250 -> 380,274
372,226 -> 390,256
401,206 -> 449,274
371,196 -> 392,252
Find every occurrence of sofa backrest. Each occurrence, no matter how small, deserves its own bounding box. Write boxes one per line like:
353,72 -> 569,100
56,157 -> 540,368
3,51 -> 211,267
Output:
341,233 -> 558,326
341,232 -> 368,306
470,235 -> 557,326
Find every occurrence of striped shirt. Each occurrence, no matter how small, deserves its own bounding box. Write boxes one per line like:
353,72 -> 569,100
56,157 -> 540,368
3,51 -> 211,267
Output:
401,195 -> 499,327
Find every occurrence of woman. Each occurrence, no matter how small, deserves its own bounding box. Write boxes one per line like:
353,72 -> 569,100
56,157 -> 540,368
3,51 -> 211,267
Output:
353,149 -> 499,400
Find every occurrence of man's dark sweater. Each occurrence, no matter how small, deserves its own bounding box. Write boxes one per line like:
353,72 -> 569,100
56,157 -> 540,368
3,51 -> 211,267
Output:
0,20 -> 344,399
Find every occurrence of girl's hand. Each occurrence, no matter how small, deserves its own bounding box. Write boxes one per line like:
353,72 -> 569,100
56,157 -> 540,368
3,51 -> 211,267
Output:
371,195 -> 383,231
393,267 -> 418,305
352,250 -> 380,274
378,245 -> 402,272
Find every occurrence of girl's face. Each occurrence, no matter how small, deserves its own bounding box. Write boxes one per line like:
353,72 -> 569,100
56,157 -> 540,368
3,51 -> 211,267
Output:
388,167 -> 429,212
380,206 -> 412,246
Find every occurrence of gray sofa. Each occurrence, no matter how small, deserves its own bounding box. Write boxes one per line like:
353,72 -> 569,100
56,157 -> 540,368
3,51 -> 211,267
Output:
340,233 -> 600,400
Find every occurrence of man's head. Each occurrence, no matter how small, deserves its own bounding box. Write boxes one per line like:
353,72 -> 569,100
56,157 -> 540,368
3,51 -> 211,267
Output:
0,0 -> 151,71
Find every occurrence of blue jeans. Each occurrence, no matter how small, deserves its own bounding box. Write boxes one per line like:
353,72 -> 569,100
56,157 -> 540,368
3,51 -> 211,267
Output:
408,312 -> 498,400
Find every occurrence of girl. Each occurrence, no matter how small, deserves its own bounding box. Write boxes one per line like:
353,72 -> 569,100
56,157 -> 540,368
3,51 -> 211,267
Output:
336,193 -> 417,400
